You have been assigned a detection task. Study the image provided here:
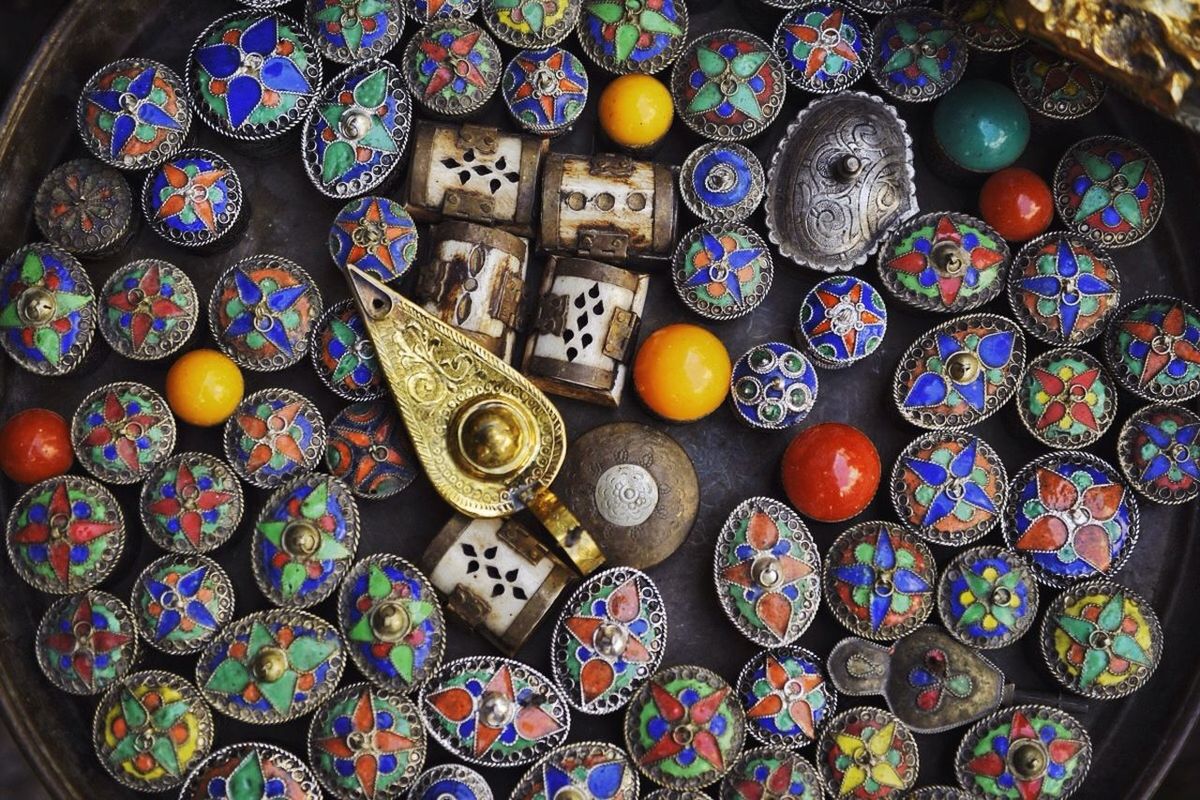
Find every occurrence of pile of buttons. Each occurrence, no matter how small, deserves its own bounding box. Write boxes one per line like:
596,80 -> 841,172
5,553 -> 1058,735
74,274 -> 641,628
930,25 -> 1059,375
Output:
0,0 -> 1190,797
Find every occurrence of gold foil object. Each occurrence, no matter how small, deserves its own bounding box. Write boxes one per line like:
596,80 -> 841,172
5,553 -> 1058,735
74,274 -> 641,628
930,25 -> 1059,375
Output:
344,265 -> 605,574
1006,0 -> 1200,131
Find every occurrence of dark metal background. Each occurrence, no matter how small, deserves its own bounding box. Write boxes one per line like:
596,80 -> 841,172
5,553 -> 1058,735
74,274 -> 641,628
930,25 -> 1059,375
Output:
0,1 -> 1198,798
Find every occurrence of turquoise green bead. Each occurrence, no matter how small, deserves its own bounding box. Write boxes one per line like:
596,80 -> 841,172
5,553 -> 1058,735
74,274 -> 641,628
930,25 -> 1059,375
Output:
933,79 -> 1030,173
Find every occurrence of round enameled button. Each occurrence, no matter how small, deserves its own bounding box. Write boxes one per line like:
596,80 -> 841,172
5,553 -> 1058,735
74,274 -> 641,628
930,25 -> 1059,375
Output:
210,254 -> 323,371
99,259 -> 198,360
1007,231 -> 1120,346
575,0 -> 689,76
132,554 -> 234,655
6,475 -> 125,594
954,705 -> 1091,800
409,765 -> 493,800
71,381 -> 176,485
1003,451 -> 1139,588
403,0 -> 479,24
303,60 -> 412,198
817,707 -> 918,798
179,742 -> 322,799
0,243 -> 97,377
673,223 -> 773,321
735,647 -> 835,749
892,430 -> 1006,546
679,142 -> 764,224
140,452 -> 245,553
306,0 -> 405,64
311,300 -> 386,401
484,0 -> 581,48
1054,135 -> 1163,248
722,747 -> 823,800
877,211 -> 1009,314
76,58 -> 190,170
728,343 -> 818,430
1105,295 -> 1200,402
307,682 -> 427,799
937,546 -> 1039,649
329,196 -> 418,283
1016,348 -> 1116,449
1040,578 -> 1161,700
774,3 -> 871,94
671,29 -> 786,142
870,8 -> 966,103
188,10 -> 323,141
824,522 -> 936,641
325,401 -> 419,500
142,148 -> 245,250
1010,45 -> 1105,121
224,387 -> 327,489
623,664 -> 746,790
511,741 -> 638,800
36,590 -> 139,695
796,276 -> 887,369
402,20 -> 502,118
503,47 -> 590,136
34,159 -> 136,258
944,0 -> 1022,52
1118,403 -> 1200,505
92,670 -> 214,793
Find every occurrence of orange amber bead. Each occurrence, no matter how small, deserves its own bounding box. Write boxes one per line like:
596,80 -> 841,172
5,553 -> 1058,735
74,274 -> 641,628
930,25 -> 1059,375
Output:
166,349 -> 244,427
633,323 -> 731,422
599,74 -> 674,150
781,422 -> 880,522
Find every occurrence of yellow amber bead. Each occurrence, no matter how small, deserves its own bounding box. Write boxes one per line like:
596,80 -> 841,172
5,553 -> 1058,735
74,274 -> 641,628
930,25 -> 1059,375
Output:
599,74 -> 674,149
166,349 -> 245,427
634,323 -> 731,422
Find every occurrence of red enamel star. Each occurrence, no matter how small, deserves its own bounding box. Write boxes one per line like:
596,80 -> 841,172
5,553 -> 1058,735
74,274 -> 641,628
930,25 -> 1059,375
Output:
746,654 -> 825,739
420,30 -> 487,98
785,8 -> 861,79
80,390 -> 160,472
1031,366 -> 1100,431
805,279 -> 882,355
721,510 -> 813,640
105,263 -> 187,351
887,215 -> 1004,306
237,401 -> 305,475
967,709 -> 1082,800
146,460 -> 234,548
510,50 -> 585,122
335,198 -> 412,272
1121,304 -> 1200,387
1015,467 -> 1125,572
641,681 -> 730,770
733,757 -> 799,800
563,576 -> 652,706
426,664 -> 564,759
11,482 -> 118,584
42,594 -> 131,689
156,162 -> 228,231
316,689 -> 416,799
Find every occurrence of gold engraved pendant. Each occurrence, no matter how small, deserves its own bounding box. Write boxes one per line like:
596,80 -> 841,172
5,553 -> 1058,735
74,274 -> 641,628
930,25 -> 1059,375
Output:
344,264 -> 604,574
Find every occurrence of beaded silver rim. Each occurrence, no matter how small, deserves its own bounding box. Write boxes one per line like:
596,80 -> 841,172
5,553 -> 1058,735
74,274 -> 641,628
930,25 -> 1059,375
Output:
869,8 -> 967,103
139,452 -> 245,553
408,764 -> 493,800
223,387 -> 328,489
419,655 -> 571,767
35,590 -> 140,696
936,545 -> 1039,650
876,210 -> 1011,314
1010,47 -> 1106,119
6,475 -> 125,594
679,142 -> 764,224
550,566 -> 667,715
306,682 -> 427,800
817,707 -> 918,797
714,497 -> 821,646
402,21 -> 502,118
1053,135 -> 1164,249
944,0 -> 1024,52
953,704 -> 1092,799
1038,577 -> 1162,700
131,553 -> 235,655
310,299 -> 387,401
795,276 -> 889,369
337,554 -> 447,694
194,609 -> 347,725
1006,230 -> 1121,347
209,254 -> 324,371
728,343 -> 818,430
1117,403 -> 1200,505
71,380 -> 177,485
510,741 -> 638,799
306,0 -> 405,64
34,160 -> 136,258
892,313 -> 1027,430
91,670 -> 214,792
1103,294 -> 1200,402
0,242 -> 97,376
98,259 -> 198,360
891,429 -> 1007,546
1016,348 -> 1116,450
672,223 -> 774,321
575,0 -> 689,75
177,742 -> 323,798
187,10 -> 323,142
905,787 -> 973,800
734,646 -> 837,749
483,0 -> 581,48
500,47 -> 589,136
774,2 -> 873,94
720,746 -> 823,800
75,57 -> 191,170
1002,450 -> 1140,589
402,0 -> 481,24
141,148 -> 245,249
670,29 -> 787,142
301,59 -> 412,199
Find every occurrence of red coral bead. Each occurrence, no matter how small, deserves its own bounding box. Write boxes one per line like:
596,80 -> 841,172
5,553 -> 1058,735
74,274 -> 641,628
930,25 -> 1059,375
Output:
978,167 -> 1054,242
0,408 -> 73,484
780,422 -> 880,523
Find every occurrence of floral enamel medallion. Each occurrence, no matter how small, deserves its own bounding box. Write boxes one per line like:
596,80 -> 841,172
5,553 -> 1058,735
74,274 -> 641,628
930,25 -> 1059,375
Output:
774,3 -> 871,94
714,497 -> 821,647
211,256 -> 323,372
551,566 -> 667,714
671,30 -> 786,142
224,388 -> 327,488
1053,136 -> 1163,248
133,554 -> 234,655
142,148 -> 244,249
1010,46 -> 1105,120
1007,232 -> 1120,346
723,747 -> 824,800
0,243 -> 96,376
140,452 -> 244,553
1016,348 -> 1115,449
955,705 -> 1091,799
679,142 -> 764,224
337,554 -> 446,693
1118,403 -> 1200,504
76,58 -> 190,170
1105,295 -> 1200,402
945,0 -> 1022,52
501,46 -> 589,135
36,590 -> 139,695
1004,452 -> 1139,587
824,522 -> 935,641
34,159 -> 136,259
736,647 -> 836,749
673,224 -> 774,321
485,0 -> 582,49
728,343 -> 818,429
510,741 -> 638,800
892,430 -> 1006,546
869,8 -> 967,103
306,0 -> 405,64
817,707 -> 918,798
576,0 -> 688,75
99,259 -> 198,360
402,21 -> 502,117
325,401 -> 418,500
71,381 -> 176,485
179,742 -> 322,799
328,196 -> 418,283
796,276 -> 887,369
408,765 -> 493,800
312,301 -> 385,401
937,546 -> 1038,649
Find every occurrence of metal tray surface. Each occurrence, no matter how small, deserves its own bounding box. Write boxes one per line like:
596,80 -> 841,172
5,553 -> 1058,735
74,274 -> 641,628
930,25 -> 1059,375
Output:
0,1 -> 1198,798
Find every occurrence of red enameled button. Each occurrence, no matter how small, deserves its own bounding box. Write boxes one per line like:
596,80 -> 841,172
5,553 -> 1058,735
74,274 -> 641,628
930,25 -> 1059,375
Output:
781,422 -> 880,523
0,408 -> 73,484
978,167 -> 1054,242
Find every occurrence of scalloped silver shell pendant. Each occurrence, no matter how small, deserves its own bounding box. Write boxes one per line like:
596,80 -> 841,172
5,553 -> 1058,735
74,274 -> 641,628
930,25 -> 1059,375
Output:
714,497 -> 821,647
551,566 -> 667,715
765,92 -> 916,273
510,741 -> 638,800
